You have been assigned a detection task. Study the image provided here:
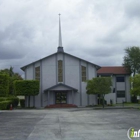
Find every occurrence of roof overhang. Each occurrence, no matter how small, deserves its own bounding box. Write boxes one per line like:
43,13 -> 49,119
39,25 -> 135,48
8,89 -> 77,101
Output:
44,83 -> 78,92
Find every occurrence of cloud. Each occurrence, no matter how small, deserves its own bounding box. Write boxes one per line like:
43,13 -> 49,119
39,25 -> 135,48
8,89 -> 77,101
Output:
0,0 -> 140,76
124,1 -> 140,19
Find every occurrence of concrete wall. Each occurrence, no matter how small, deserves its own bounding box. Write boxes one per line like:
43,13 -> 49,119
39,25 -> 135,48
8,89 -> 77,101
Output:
105,93 -> 116,104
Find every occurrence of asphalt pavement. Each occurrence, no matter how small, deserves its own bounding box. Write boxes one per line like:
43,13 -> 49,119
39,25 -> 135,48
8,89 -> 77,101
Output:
0,108 -> 140,140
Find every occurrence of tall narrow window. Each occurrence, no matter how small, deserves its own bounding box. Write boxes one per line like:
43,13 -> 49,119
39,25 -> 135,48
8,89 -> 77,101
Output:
58,60 -> 63,82
81,66 -> 86,82
35,66 -> 40,81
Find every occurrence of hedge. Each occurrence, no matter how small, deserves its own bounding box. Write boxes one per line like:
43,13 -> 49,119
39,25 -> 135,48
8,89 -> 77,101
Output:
0,96 -> 19,108
14,80 -> 39,96
0,74 -> 9,97
0,97 -> 6,102
0,101 -> 11,110
6,96 -> 19,108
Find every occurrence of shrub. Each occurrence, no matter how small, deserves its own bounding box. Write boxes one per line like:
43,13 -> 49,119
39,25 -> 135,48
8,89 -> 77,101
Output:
14,80 -> 39,96
0,97 -> 6,102
6,96 -> 19,108
20,99 -> 25,108
0,101 -> 11,110
0,74 -> 9,97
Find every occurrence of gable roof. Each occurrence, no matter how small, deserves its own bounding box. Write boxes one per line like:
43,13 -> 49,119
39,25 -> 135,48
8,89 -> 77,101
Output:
21,51 -> 101,71
97,66 -> 131,75
44,83 -> 78,92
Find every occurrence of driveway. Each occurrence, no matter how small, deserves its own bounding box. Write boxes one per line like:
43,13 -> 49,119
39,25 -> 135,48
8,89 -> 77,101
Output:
0,108 -> 140,140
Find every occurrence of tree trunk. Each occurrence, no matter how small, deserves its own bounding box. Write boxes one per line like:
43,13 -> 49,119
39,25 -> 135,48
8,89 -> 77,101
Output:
102,94 -> 105,108
28,96 -> 30,108
99,96 -> 101,105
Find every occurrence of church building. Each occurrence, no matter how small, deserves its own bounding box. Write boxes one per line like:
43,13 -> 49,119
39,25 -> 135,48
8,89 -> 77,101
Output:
21,16 -> 100,108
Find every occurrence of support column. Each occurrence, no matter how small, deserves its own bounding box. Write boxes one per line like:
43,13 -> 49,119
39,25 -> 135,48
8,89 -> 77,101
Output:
48,91 -> 50,106
72,90 -> 74,105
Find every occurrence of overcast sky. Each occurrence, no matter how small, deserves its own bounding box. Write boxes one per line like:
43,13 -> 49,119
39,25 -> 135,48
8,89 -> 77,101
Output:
0,0 -> 140,76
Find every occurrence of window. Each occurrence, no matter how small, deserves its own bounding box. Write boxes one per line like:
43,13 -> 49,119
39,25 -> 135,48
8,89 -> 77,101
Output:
58,60 -> 63,82
116,77 -> 125,82
81,66 -> 86,82
117,91 -> 125,98
35,66 -> 40,81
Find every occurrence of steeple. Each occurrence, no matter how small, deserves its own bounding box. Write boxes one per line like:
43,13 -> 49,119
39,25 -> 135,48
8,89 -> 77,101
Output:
57,14 -> 64,52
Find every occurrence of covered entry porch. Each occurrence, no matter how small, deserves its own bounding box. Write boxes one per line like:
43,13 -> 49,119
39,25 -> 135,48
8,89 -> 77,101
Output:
44,83 -> 78,108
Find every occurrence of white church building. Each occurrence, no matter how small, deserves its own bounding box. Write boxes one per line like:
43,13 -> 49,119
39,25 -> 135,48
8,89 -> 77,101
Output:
21,16 -> 100,108
21,16 -> 131,108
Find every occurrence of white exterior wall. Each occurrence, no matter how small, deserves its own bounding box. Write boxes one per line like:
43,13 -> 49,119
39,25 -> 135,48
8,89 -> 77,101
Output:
105,93 -> 116,104
115,75 -> 130,103
34,61 -> 41,107
88,63 -> 97,105
41,55 -> 56,107
125,75 -> 131,102
25,65 -> 34,107
24,52 -> 98,107
42,55 -> 56,89
116,83 -> 125,90
64,54 -> 80,106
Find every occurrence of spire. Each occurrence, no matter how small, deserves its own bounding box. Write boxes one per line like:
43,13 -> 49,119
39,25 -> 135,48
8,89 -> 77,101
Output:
57,14 -> 64,52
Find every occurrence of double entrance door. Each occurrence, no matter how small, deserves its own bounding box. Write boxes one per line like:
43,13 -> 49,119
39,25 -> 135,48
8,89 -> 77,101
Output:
55,91 -> 67,104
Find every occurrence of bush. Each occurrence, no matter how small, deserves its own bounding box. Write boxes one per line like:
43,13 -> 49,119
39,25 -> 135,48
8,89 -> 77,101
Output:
6,96 -> 19,108
0,74 -> 9,96
0,97 -> 6,102
20,99 -> 25,108
14,80 -> 39,96
0,101 -> 11,110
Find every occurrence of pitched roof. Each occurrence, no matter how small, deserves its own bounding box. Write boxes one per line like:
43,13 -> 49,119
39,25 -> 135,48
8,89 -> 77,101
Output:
97,66 -> 131,75
44,83 -> 78,92
21,51 -> 101,71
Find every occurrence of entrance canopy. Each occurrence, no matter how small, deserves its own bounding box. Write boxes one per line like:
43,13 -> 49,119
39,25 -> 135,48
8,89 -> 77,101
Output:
44,83 -> 78,92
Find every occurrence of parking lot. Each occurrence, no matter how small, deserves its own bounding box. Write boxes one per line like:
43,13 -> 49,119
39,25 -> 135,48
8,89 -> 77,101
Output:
0,108 -> 140,140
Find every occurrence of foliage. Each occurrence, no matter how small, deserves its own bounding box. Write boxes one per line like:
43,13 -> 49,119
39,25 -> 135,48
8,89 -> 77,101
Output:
0,66 -> 22,95
130,74 -> 140,96
123,46 -> 140,76
0,96 -> 19,108
0,74 -> 9,97
14,80 -> 40,96
86,77 -> 112,108
20,99 -> 25,108
0,101 -> 11,110
86,77 -> 112,95
14,80 -> 39,107
6,96 -> 19,107
0,97 -> 7,102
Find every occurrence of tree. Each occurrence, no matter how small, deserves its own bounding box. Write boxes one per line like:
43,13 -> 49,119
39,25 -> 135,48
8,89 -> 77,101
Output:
0,74 -> 9,97
86,77 -> 112,108
130,74 -> 140,96
123,46 -> 140,76
14,80 -> 39,107
0,67 -> 22,95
